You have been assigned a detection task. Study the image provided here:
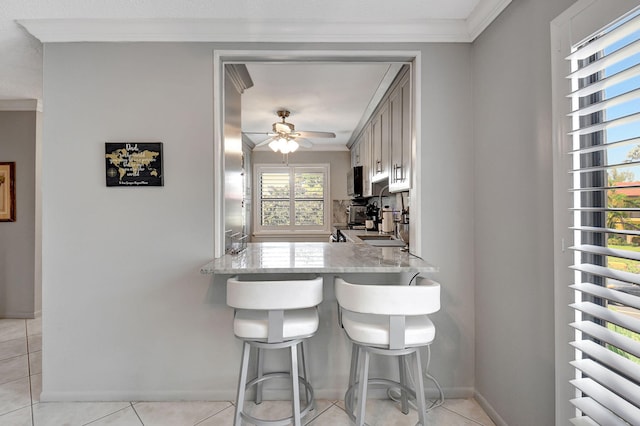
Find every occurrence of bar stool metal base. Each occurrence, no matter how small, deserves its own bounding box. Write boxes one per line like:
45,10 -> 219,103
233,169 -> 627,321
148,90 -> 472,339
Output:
344,343 -> 428,426
234,338 -> 315,426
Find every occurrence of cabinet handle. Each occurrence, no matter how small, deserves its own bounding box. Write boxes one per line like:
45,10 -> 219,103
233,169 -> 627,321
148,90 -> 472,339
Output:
376,159 -> 382,174
393,163 -> 403,182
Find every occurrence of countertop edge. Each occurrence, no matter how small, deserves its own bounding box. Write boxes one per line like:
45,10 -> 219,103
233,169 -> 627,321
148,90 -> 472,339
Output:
201,266 -> 438,275
199,242 -> 437,275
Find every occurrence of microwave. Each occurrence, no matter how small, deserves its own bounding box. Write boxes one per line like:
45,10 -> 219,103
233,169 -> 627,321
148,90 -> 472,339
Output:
347,166 -> 364,198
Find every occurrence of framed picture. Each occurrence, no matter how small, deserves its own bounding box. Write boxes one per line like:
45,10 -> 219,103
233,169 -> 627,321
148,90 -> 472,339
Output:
0,162 -> 16,222
105,142 -> 163,187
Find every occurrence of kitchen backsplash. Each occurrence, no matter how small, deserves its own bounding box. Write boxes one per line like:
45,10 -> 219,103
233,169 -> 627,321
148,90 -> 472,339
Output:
332,200 -> 350,224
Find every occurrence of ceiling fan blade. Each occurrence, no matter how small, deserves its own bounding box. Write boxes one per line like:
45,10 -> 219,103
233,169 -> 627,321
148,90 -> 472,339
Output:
243,131 -> 276,136
255,136 -> 276,147
295,138 -> 313,148
294,130 -> 336,139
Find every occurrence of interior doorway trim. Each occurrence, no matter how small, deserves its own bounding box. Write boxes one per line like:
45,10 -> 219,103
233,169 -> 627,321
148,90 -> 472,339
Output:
213,49 -> 422,258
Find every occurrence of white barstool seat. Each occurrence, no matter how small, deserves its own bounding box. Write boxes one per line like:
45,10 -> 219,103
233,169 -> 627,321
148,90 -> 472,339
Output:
335,276 -> 441,426
227,275 -> 324,426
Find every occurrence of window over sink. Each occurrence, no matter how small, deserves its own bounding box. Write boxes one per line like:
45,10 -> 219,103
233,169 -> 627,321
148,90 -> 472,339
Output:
254,164 -> 330,234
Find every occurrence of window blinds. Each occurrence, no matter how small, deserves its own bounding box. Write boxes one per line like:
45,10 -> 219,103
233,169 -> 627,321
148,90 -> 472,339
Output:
568,7 -> 640,425
256,166 -> 327,230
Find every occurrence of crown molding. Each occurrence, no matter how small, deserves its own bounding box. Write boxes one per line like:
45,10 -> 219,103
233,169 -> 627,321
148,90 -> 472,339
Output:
16,0 -> 511,44
466,0 -> 513,40
225,64 -> 254,94
0,99 -> 42,111
17,18 -> 469,43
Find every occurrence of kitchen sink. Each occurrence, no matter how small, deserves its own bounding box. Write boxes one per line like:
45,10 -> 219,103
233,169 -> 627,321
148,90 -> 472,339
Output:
357,234 -> 396,240
363,239 -> 407,247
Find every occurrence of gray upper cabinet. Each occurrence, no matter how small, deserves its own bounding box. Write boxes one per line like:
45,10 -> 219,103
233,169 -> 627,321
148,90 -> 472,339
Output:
350,64 -> 411,194
389,71 -> 411,192
371,104 -> 390,184
351,138 -> 360,167
350,123 -> 373,197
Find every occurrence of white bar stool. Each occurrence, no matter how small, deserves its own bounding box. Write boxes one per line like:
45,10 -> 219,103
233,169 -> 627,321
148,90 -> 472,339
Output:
226,275 -> 324,426
334,276 -> 441,426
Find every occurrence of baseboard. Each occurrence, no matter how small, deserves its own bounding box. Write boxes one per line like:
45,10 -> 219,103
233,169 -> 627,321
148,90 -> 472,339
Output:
0,310 -> 37,319
0,99 -> 41,111
443,387 -> 475,399
40,386 -> 475,403
40,390 -> 236,402
475,390 -> 507,426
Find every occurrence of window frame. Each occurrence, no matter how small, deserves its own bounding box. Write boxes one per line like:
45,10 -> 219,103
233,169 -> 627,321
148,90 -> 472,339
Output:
253,163 -> 331,236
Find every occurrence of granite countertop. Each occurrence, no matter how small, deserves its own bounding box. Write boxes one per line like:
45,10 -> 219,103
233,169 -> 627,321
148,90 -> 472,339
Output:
200,242 -> 436,275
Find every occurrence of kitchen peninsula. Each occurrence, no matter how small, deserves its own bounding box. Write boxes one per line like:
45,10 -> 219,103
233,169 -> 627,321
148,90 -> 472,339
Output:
199,242 -> 438,401
200,242 -> 437,275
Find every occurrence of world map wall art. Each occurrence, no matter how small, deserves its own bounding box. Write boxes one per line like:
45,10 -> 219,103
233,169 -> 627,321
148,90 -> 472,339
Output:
105,142 -> 163,187
0,161 -> 16,222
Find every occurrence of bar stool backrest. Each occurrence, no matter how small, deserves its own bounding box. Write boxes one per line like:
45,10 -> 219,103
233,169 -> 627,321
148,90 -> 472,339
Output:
227,276 -> 324,311
334,277 -> 440,316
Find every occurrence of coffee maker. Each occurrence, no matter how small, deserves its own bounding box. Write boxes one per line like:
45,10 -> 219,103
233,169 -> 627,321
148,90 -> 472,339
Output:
365,202 -> 379,231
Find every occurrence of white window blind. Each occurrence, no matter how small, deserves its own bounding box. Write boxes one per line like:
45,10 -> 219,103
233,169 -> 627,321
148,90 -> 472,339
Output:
255,164 -> 329,233
568,6 -> 640,425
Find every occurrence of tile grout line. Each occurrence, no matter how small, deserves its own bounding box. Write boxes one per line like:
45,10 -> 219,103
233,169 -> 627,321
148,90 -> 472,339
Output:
80,405 -> 137,426
24,319 -> 35,426
192,401 -> 234,426
0,405 -> 34,422
130,401 -> 145,425
439,405 -> 492,426
304,401 -> 339,425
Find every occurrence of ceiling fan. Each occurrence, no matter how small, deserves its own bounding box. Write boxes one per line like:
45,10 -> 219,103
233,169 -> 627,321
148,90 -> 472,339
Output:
247,110 -> 336,154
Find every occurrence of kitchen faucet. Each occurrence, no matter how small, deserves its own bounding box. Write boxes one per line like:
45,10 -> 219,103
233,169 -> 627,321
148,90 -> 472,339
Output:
378,184 -> 389,224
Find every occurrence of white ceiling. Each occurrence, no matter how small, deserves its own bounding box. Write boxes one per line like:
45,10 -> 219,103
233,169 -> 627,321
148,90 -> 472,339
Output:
241,62 -> 394,150
0,0 -> 511,150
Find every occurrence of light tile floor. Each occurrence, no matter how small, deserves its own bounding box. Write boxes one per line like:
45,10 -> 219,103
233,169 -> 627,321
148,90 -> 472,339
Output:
0,317 -> 495,425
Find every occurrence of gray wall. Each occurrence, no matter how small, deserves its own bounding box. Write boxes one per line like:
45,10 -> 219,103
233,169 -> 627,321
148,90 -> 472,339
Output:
41,41 -> 475,401
0,110 -> 40,318
472,0 -> 574,424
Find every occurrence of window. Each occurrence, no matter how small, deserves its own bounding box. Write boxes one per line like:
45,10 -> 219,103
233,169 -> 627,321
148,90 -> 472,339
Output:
566,6 -> 640,424
254,164 -> 329,233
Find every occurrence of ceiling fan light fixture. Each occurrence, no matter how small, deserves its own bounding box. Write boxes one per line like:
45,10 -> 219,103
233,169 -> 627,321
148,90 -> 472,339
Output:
269,136 -> 299,154
268,138 -> 281,152
286,139 -> 299,153
250,110 -> 335,152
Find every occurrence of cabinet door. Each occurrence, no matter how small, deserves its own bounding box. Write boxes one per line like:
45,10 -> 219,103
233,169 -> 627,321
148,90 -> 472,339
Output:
390,74 -> 411,192
372,104 -> 390,182
362,126 -> 372,197
401,78 -> 411,186
380,103 -> 390,178
371,113 -> 382,177
390,87 -> 403,184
